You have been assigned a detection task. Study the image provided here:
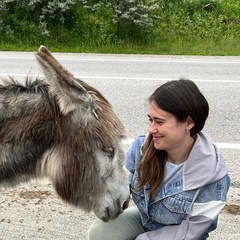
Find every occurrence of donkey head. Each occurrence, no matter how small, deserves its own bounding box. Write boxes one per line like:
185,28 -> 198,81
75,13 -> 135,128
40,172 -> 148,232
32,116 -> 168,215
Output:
35,46 -> 130,222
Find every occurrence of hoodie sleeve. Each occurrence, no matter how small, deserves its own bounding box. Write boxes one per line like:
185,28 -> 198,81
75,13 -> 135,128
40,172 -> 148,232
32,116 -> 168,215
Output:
136,200 -> 226,240
136,174 -> 230,240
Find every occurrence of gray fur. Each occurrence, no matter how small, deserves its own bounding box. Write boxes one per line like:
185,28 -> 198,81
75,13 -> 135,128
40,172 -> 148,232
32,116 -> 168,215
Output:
0,46 -> 130,222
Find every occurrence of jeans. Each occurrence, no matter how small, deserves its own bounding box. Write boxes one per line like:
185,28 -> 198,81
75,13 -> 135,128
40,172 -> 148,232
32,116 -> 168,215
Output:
88,206 -> 145,240
88,206 -> 209,240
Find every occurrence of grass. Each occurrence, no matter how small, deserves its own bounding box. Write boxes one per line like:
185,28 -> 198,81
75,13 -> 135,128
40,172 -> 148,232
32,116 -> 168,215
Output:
1,37 -> 239,56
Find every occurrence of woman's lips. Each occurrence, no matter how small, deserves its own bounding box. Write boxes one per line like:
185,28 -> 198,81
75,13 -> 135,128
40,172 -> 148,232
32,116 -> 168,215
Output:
152,135 -> 163,141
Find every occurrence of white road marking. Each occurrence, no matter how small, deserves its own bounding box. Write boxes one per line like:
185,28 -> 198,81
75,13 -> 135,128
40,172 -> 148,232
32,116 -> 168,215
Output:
123,139 -> 240,150
0,55 -> 240,64
0,73 -> 240,83
215,143 -> 240,150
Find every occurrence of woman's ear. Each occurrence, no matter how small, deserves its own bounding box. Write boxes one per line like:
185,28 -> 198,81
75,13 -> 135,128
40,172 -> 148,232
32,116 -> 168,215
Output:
186,116 -> 195,131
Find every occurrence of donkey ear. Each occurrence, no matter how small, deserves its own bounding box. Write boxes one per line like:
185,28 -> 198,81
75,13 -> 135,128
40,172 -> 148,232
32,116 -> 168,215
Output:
35,45 -> 93,115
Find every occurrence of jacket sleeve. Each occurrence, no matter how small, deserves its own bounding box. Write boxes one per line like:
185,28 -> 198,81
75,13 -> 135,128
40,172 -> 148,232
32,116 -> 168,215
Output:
124,135 -> 145,174
135,200 -> 226,240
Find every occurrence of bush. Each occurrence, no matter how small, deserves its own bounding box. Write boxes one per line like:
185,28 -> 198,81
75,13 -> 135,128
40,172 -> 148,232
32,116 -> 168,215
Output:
0,0 -> 240,55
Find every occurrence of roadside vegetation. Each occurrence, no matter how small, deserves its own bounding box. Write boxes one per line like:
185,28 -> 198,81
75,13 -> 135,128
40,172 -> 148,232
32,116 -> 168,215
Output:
0,0 -> 239,55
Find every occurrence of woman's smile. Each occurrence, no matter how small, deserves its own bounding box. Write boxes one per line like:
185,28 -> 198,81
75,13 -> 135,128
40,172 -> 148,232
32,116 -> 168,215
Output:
152,135 -> 163,141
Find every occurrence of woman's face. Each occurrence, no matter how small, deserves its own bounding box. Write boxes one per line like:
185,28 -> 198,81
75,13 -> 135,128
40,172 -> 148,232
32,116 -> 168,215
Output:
148,100 -> 189,152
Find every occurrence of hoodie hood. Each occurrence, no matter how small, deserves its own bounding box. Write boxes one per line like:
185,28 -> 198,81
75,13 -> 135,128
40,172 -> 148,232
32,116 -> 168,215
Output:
183,132 -> 228,191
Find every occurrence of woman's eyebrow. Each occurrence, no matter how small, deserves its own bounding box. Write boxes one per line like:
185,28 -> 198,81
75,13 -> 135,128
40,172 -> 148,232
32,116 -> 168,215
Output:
147,114 -> 165,121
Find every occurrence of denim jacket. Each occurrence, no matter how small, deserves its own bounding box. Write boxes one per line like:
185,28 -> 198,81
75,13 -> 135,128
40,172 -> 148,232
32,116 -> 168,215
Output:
125,132 -> 230,240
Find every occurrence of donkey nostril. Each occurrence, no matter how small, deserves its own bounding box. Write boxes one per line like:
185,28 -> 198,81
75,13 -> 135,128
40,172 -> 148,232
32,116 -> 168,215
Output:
123,198 -> 130,210
101,207 -> 110,222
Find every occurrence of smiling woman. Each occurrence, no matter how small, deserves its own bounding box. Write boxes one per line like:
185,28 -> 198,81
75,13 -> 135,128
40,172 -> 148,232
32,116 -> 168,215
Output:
88,79 -> 230,240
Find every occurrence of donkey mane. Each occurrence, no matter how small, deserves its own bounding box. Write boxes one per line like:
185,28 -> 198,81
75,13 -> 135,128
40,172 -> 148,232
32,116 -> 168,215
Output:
0,76 -> 62,134
0,77 -> 45,93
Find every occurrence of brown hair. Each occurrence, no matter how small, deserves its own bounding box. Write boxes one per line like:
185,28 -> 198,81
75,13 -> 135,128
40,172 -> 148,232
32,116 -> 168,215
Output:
138,79 -> 209,199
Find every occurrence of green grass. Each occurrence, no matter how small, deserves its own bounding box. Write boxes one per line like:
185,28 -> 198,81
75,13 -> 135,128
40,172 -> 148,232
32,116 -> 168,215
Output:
1,37 -> 239,56
0,34 -> 240,56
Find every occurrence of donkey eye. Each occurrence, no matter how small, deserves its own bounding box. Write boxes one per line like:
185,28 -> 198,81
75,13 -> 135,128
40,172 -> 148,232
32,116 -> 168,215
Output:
103,147 -> 115,160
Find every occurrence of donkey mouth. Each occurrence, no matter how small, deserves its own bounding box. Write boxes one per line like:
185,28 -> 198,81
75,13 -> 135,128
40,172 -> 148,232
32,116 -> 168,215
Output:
100,198 -> 130,222
100,209 -> 122,222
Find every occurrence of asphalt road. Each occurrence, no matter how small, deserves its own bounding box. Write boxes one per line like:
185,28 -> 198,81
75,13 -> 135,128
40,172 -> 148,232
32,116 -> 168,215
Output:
1,51 -> 240,141
0,50 -> 239,239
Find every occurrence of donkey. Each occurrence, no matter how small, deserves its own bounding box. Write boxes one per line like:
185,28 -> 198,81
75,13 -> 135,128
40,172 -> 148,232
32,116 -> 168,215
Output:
0,46 -> 130,222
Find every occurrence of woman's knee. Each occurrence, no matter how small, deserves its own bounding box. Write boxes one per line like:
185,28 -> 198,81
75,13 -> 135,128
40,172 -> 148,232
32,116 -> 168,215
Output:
88,218 -> 131,240
88,218 -> 107,240
88,206 -> 144,240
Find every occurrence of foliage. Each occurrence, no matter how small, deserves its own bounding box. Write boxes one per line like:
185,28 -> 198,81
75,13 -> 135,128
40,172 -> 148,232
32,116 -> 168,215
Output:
110,0 -> 159,41
0,0 -> 78,43
0,0 -> 240,55
80,0 -> 159,43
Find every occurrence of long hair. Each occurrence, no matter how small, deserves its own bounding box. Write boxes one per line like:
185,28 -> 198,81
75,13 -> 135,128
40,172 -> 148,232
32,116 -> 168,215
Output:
138,79 -> 209,199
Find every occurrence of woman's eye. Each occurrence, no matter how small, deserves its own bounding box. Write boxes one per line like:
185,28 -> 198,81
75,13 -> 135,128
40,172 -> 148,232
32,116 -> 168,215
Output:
148,118 -> 163,124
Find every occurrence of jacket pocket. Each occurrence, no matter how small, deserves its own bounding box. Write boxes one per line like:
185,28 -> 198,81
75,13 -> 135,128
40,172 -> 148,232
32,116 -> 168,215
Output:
153,194 -> 193,224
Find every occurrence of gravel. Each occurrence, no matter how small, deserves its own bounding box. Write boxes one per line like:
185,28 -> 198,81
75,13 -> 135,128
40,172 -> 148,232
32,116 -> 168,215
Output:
0,178 -> 239,240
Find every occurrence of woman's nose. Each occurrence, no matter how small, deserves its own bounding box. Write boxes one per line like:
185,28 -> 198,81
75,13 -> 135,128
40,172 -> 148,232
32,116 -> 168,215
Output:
149,122 -> 158,133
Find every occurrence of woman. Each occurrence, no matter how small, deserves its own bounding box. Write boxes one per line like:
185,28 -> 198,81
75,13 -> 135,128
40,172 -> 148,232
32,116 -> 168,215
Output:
88,79 -> 230,240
